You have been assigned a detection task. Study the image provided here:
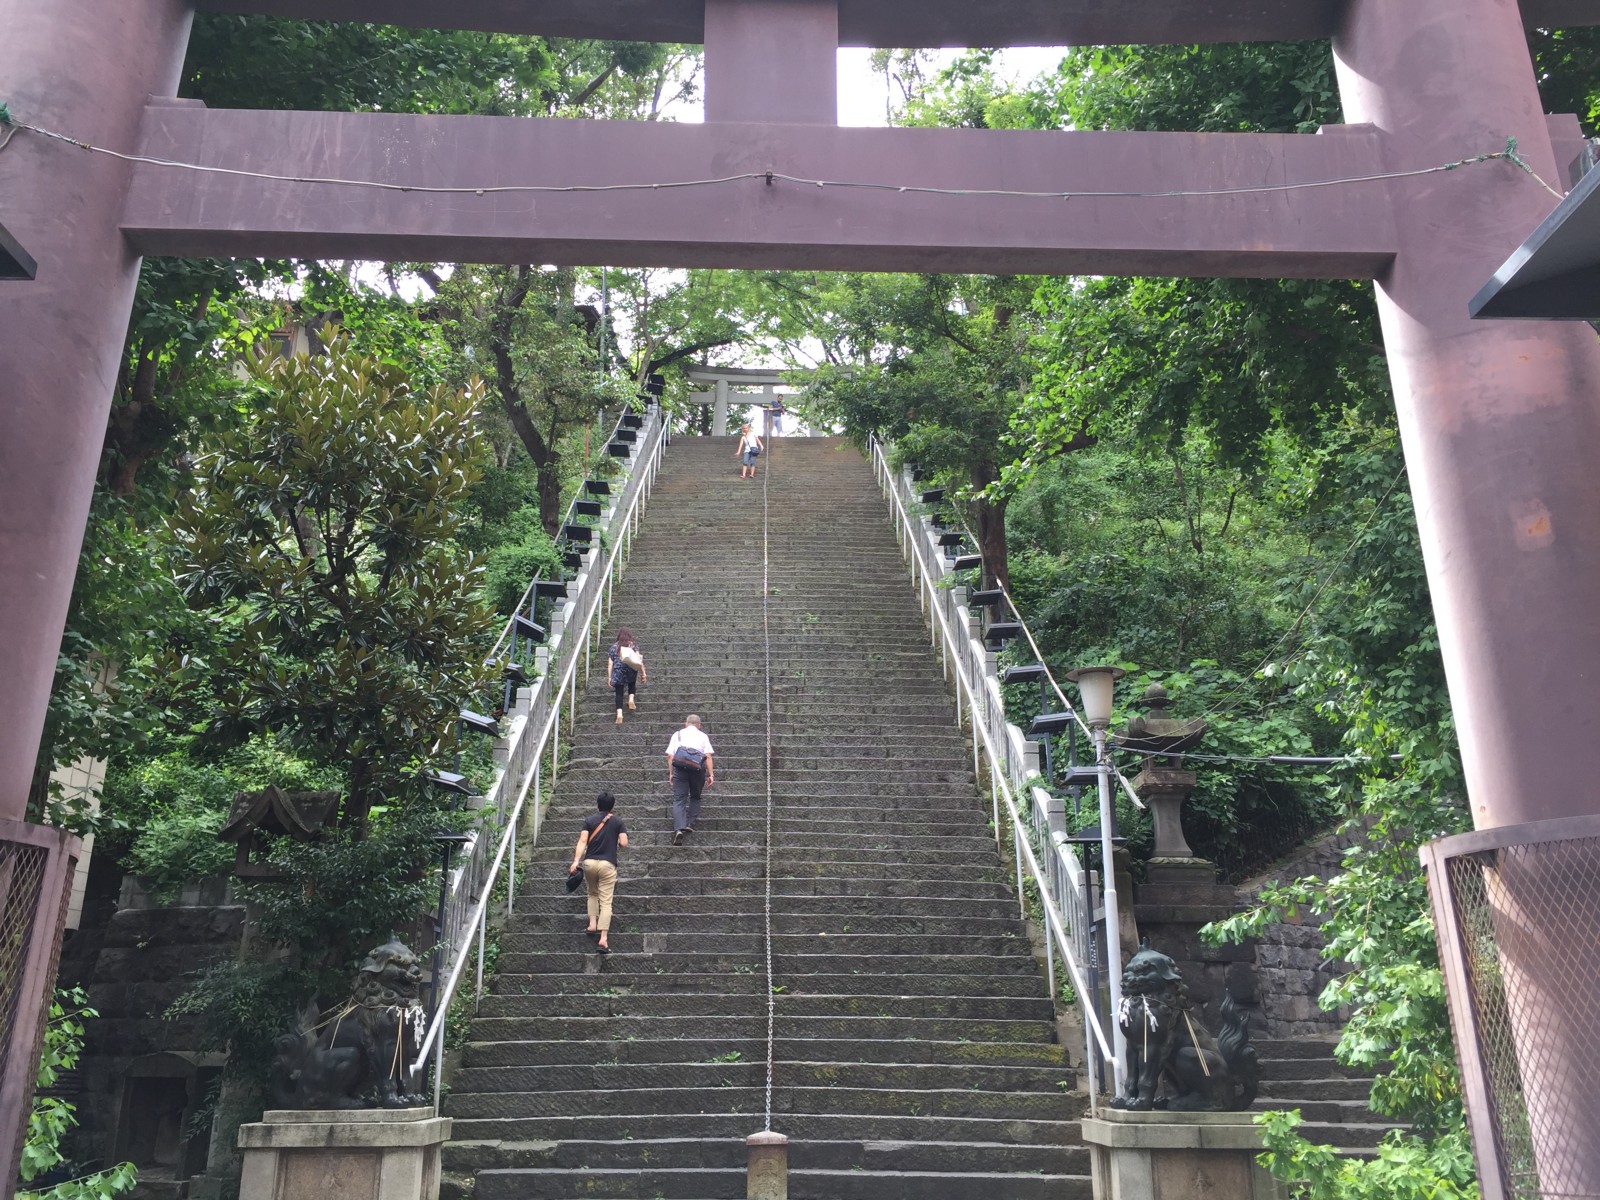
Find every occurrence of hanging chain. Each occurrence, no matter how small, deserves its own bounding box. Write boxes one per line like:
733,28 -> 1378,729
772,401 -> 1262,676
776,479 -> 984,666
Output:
761,433 -> 777,1132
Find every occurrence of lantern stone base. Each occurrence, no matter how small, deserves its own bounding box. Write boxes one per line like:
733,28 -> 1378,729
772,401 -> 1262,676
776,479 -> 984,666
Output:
238,1108 -> 450,1200
1081,1108 -> 1287,1200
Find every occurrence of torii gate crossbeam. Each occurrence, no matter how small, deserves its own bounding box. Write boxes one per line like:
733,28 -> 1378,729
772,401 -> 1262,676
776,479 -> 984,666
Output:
124,112 -> 1398,274
4,1 -> 1600,1193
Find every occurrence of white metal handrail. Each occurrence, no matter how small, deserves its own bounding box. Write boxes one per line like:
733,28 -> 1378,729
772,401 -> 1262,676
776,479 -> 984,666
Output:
870,438 -> 1124,1101
412,408 -> 668,1108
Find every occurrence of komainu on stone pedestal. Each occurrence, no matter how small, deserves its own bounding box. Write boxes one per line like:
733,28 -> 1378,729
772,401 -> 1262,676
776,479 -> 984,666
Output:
1113,940 -> 1258,1112
269,940 -> 428,1110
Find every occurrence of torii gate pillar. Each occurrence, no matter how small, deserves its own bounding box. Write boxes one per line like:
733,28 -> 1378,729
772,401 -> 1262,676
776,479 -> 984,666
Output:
0,0 -> 191,1180
1339,2 -> 1600,1192
1336,0 -> 1600,834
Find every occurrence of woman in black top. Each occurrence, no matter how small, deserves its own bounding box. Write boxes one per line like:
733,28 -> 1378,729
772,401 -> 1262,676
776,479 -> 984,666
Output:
608,627 -> 647,726
570,791 -> 628,954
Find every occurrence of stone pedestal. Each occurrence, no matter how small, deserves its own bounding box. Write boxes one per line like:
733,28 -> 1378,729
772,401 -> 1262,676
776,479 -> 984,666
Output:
238,1109 -> 451,1200
1134,857 -> 1256,1016
1081,1109 -> 1286,1200
746,1129 -> 789,1200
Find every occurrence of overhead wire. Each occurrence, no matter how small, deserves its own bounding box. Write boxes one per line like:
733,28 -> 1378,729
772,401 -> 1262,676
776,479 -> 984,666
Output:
0,112 -> 1564,203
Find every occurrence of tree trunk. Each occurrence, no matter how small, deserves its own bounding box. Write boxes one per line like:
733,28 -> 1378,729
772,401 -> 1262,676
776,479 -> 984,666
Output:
537,461 -> 564,536
970,460 -> 1009,593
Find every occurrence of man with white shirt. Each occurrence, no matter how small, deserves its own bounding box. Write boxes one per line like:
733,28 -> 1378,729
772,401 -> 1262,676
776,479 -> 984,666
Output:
664,714 -> 716,845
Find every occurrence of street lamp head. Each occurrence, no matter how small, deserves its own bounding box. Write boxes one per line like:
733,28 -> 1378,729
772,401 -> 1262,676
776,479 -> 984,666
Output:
1065,665 -> 1126,728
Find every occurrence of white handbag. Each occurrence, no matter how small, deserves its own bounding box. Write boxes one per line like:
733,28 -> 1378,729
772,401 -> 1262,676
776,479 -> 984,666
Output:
619,646 -> 644,669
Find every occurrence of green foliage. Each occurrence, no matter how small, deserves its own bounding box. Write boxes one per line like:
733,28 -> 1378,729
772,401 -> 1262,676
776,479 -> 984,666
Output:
125,809 -> 233,895
112,735 -> 342,894
1027,42 -> 1340,135
19,990 -> 137,1200
29,494 -> 190,831
800,272 -> 1047,587
1201,433 -> 1471,1193
1255,1111 -> 1478,1200
434,265 -> 633,534
171,334 -> 497,832
480,508 -> 565,614
1529,27 -> 1600,137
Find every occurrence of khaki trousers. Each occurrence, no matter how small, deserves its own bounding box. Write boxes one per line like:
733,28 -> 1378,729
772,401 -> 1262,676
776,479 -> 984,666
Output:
583,859 -> 618,932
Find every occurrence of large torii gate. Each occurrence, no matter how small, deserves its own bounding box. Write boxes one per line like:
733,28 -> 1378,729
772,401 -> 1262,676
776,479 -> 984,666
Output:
4,0 -> 1600,1190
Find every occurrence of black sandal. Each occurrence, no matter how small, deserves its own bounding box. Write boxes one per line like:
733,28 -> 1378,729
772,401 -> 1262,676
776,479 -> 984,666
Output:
596,944 -> 612,955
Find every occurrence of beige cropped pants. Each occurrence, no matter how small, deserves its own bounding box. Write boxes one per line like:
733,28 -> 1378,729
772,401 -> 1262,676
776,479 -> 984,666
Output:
583,859 -> 618,932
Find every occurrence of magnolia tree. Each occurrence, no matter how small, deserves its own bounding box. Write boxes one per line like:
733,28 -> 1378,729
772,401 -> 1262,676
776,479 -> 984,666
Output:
167,338 -> 498,1056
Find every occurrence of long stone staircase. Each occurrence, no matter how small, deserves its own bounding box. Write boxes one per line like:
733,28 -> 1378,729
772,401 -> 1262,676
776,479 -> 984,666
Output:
440,435 -> 1089,1199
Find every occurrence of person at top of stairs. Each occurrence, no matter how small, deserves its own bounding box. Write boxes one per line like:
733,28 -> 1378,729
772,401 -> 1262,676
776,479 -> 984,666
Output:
607,626 -> 647,725
570,791 -> 628,955
664,714 -> 716,845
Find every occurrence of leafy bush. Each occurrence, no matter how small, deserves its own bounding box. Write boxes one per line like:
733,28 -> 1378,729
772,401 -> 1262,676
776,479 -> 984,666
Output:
481,506 -> 564,613
19,989 -> 136,1200
109,734 -> 342,895
126,808 -> 233,895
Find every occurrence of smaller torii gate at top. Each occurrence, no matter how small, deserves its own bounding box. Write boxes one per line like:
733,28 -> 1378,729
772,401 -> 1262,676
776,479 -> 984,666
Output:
3,0 -> 1600,1192
685,365 -> 792,437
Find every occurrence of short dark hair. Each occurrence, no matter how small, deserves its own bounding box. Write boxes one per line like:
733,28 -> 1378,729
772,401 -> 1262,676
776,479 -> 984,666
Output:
596,791 -> 616,812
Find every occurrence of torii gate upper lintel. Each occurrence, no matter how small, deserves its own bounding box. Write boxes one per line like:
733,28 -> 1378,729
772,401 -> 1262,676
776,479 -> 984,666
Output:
4,1 -> 1600,1190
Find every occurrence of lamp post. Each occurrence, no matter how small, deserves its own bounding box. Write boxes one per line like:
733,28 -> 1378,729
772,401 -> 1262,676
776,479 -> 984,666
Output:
1066,665 -> 1127,1098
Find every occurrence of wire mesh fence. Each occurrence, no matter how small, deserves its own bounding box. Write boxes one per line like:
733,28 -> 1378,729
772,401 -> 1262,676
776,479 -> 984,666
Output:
1426,819 -> 1600,1200
0,840 -> 50,1090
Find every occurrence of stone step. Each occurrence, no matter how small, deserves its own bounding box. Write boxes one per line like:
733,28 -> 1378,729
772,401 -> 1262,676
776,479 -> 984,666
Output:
443,1137 -> 1088,1175
486,971 -> 1047,998
445,1110 -> 1084,1147
1256,1056 -> 1373,1081
462,1038 -> 1067,1069
449,1060 -> 1071,1096
1258,1076 -> 1372,1101
467,1165 -> 1092,1200
463,1016 -> 1057,1045
444,1084 -> 1080,1121
514,875 -> 1016,898
498,931 -> 1030,957
511,894 -> 1021,919
500,913 -> 1025,936
514,879 -> 1017,902
474,993 -> 1057,1021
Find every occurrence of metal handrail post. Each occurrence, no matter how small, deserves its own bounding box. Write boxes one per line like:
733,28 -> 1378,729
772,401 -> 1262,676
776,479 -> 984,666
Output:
1094,726 -> 1127,1096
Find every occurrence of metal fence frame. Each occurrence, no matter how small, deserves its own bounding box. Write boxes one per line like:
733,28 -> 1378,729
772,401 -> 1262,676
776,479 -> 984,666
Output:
1422,812 -> 1600,1200
869,438 -> 1121,1100
412,405 -> 667,1108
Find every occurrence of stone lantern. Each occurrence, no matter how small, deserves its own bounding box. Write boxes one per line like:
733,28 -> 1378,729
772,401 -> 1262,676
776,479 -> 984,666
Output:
1119,684 -> 1207,865
1118,684 -> 1257,1013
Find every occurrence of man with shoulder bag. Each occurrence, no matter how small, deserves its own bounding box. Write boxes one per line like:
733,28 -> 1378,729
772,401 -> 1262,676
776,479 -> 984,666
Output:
569,791 -> 628,954
664,714 -> 716,845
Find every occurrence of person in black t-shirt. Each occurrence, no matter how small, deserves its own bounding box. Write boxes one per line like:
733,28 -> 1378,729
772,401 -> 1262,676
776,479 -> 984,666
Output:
570,791 -> 629,954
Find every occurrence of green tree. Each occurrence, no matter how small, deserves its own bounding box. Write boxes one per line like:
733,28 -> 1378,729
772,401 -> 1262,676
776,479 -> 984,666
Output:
431,265 -> 632,535
170,334 -> 496,832
802,272 -> 1087,589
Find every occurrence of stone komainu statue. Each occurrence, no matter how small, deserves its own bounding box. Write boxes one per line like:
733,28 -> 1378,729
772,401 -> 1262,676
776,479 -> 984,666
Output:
1112,941 -> 1259,1112
270,940 -> 429,1110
